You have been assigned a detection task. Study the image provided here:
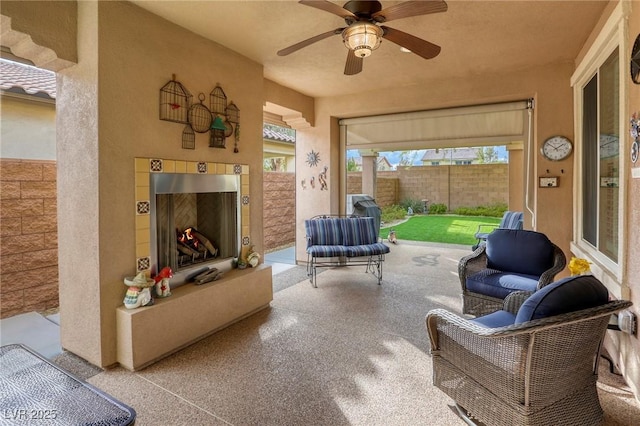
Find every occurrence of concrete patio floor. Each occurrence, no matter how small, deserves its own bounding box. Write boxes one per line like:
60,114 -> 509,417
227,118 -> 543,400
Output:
1,241 -> 638,425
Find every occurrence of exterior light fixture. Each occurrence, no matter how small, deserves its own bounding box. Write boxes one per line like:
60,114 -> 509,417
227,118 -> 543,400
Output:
342,22 -> 383,58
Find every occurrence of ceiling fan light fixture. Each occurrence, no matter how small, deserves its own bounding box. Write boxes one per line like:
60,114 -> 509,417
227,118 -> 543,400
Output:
342,22 -> 383,58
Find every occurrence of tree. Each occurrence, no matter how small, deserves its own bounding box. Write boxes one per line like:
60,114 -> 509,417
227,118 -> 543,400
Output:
476,146 -> 499,163
347,157 -> 360,171
264,157 -> 286,172
398,150 -> 421,167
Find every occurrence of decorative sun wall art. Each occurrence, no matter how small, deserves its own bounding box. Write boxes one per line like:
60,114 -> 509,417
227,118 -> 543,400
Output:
306,150 -> 320,167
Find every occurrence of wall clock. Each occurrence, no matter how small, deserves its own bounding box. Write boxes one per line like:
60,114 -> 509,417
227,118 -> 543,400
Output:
541,135 -> 573,161
631,33 -> 640,84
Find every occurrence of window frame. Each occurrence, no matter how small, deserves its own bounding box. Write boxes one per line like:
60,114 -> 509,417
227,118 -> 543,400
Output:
570,2 -> 629,297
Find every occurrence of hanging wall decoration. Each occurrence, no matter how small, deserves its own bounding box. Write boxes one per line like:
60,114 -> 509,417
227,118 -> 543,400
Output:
159,74 -> 192,123
210,84 -> 228,116
306,150 -> 321,167
631,112 -> 639,164
188,93 -> 213,133
209,116 -> 227,148
319,166 -> 328,190
233,123 -> 240,153
182,125 -> 195,149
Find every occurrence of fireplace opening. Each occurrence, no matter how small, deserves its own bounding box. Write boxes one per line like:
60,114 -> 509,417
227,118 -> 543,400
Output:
150,173 -> 240,287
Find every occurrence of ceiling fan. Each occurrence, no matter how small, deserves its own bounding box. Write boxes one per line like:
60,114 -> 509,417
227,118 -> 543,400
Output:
277,0 -> 448,75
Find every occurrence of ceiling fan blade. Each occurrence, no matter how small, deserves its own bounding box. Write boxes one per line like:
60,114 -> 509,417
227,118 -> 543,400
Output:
299,0 -> 357,20
373,1 -> 448,23
344,50 -> 363,75
277,28 -> 344,56
381,26 -> 441,59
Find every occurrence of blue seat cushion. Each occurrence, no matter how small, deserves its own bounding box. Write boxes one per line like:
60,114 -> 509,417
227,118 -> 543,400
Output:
345,243 -> 390,257
341,217 -> 379,246
471,310 -> 517,328
486,229 -> 554,276
515,275 -> 609,324
305,218 -> 342,247
307,245 -> 349,257
466,269 -> 539,299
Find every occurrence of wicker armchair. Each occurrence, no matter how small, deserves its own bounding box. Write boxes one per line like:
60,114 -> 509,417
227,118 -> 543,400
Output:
459,229 -> 566,316
427,275 -> 632,426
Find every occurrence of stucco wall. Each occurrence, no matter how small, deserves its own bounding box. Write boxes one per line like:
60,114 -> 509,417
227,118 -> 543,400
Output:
53,1 -> 266,367
0,0 -> 77,68
0,96 -> 56,160
295,62 -> 575,263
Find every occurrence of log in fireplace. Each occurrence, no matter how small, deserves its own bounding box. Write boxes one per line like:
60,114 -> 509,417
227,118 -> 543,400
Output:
150,173 -> 240,287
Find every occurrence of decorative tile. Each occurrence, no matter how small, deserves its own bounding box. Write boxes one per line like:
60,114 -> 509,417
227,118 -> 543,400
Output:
187,162 -> 199,174
197,162 -> 207,173
242,236 -> 250,246
137,257 -> 150,272
135,158 -> 149,172
234,164 -> 242,174
163,160 -> 176,173
175,161 -> 187,173
150,159 -> 163,172
136,201 -> 150,215
242,195 -> 250,205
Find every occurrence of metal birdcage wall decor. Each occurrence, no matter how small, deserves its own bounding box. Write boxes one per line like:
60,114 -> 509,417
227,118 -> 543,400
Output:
209,116 -> 227,148
159,75 -> 192,123
226,102 -> 240,124
188,93 -> 213,133
210,84 -> 227,116
182,125 -> 195,149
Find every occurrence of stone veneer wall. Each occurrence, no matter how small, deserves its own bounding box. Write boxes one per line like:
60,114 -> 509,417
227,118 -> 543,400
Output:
0,159 -> 58,318
263,172 -> 295,251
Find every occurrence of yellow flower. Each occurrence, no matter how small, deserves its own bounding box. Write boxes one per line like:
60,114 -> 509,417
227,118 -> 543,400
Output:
569,257 -> 591,276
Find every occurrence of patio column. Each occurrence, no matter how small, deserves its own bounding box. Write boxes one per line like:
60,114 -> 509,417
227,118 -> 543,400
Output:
360,150 -> 378,198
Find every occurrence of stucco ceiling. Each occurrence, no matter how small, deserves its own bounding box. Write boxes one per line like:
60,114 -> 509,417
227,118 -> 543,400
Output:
131,0 -> 609,99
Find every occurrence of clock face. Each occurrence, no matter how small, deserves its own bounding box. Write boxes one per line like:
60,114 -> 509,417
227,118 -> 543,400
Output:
541,136 -> 573,161
631,34 -> 640,85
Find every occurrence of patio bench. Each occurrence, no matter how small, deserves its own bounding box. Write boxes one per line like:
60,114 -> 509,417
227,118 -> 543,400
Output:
305,216 -> 390,288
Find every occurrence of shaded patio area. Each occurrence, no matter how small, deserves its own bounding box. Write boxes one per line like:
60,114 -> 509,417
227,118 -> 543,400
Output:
4,241 -> 635,425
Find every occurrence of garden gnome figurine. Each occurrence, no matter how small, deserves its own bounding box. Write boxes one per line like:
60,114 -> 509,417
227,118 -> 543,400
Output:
154,267 -> 173,298
123,272 -> 155,309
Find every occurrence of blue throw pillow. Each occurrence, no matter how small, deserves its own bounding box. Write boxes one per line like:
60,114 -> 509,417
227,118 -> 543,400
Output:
515,275 -> 609,324
486,229 -> 554,276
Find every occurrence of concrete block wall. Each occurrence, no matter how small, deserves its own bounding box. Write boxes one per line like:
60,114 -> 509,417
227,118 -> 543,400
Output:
350,164 -> 508,211
263,172 -> 296,251
0,159 -> 58,318
347,173 -> 398,207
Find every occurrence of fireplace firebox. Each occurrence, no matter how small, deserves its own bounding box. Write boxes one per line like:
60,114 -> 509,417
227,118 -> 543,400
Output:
150,173 -> 240,287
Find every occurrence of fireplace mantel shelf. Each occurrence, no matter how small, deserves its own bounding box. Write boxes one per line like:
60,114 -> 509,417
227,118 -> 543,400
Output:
116,264 -> 273,370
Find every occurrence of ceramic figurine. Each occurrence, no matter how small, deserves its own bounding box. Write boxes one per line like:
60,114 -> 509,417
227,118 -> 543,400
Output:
123,272 -> 155,309
154,266 -> 173,298
247,251 -> 260,267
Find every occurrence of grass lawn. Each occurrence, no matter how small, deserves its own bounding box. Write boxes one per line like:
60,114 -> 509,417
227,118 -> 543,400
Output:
380,215 -> 502,246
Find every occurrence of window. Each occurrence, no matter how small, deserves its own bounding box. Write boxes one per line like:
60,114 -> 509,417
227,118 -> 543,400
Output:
571,1 -> 628,286
581,49 -> 619,262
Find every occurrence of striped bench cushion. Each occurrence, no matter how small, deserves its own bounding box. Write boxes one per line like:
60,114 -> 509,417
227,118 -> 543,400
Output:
340,217 -> 378,246
345,243 -> 390,257
305,218 -> 343,248
307,245 -> 349,257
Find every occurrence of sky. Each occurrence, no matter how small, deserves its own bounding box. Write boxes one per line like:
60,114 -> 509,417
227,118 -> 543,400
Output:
347,146 -> 508,168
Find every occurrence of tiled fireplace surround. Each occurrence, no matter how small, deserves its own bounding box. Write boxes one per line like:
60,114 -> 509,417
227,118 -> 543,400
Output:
116,157 -> 273,370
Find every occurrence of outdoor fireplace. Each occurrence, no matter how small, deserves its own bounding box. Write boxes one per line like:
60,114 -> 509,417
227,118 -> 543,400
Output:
150,172 -> 240,287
